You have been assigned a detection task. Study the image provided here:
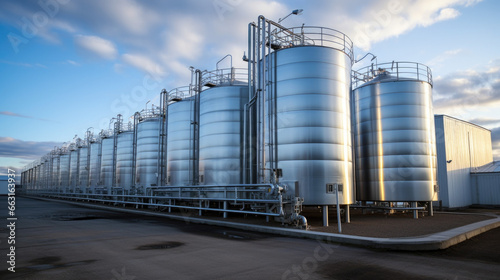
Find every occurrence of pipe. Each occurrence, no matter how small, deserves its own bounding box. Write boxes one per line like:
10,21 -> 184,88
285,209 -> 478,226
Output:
336,185 -> 342,233
260,15 -> 267,184
322,205 -> 329,227
412,202 -> 418,219
296,214 -> 308,229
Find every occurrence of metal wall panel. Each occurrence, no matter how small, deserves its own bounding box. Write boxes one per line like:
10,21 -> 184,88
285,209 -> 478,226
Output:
100,137 -> 114,192
435,115 -> 493,207
265,46 -> 354,205
135,118 -> 161,188
59,154 -> 70,191
471,173 -> 500,205
354,77 -> 437,202
78,147 -> 89,189
69,149 -> 79,191
116,131 -> 134,190
199,85 -> 247,185
167,98 -> 194,185
89,142 -> 101,189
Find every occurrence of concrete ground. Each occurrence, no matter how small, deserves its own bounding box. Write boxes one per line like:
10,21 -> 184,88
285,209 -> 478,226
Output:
0,197 -> 499,279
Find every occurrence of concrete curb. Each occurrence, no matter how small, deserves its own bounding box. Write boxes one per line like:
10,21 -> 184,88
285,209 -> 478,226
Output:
26,196 -> 500,251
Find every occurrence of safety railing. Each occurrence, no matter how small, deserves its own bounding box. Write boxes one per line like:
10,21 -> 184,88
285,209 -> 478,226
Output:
352,61 -> 433,88
167,85 -> 194,102
138,105 -> 163,120
270,26 -> 354,62
25,184 -> 288,218
201,67 -> 248,88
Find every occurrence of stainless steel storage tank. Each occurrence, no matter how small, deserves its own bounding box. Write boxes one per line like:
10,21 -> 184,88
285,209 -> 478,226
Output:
263,29 -> 354,206
116,131 -> 134,191
40,161 -> 46,190
69,148 -> 79,192
51,154 -> 59,191
135,115 -> 163,188
89,141 -> 101,190
34,164 -> 40,189
59,153 -> 70,192
167,89 -> 195,185
199,70 -> 248,185
78,146 -> 89,191
100,136 -> 115,193
352,62 -> 437,202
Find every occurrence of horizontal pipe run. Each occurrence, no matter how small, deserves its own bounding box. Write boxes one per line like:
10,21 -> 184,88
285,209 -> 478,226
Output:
351,205 -> 426,211
30,192 -> 281,203
27,194 -> 282,217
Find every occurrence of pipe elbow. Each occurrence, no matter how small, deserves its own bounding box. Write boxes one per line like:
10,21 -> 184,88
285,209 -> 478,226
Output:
298,215 -> 308,229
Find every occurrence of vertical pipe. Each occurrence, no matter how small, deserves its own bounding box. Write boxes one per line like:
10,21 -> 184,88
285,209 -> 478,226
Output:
429,201 -> 433,216
243,105 -> 248,184
273,41 -> 278,178
251,23 -> 257,184
266,20 -> 273,183
345,204 -> 350,223
132,112 -> 139,190
261,16 -> 267,184
336,185 -> 342,233
223,201 -> 227,218
322,205 -> 329,227
412,201 -> 418,219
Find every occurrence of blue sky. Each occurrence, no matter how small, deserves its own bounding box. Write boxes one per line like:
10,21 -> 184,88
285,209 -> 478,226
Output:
1,0 -> 499,175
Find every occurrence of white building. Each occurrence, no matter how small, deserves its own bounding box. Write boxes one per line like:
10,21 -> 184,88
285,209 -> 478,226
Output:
434,115 -> 496,208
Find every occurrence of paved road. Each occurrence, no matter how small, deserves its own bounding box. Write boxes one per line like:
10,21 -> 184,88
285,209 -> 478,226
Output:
0,197 -> 499,279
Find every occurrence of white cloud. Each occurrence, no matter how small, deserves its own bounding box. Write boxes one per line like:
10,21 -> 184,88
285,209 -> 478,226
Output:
427,49 -> 462,67
74,35 -> 117,60
433,8 -> 461,23
99,0 -> 160,36
433,60 -> 500,115
122,53 -> 166,79
0,137 -> 62,160
66,60 -> 80,66
311,0 -> 482,50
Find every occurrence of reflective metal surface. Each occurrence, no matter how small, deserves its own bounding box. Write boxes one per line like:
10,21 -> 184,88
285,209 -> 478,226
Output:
266,46 -> 354,205
69,149 -> 79,191
353,72 -> 437,201
50,156 -> 57,189
59,154 -> 70,191
199,85 -> 248,185
89,142 -> 101,189
167,97 -> 195,185
135,118 -> 161,188
116,131 -> 134,189
78,147 -> 89,189
40,162 -> 46,189
100,137 -> 114,192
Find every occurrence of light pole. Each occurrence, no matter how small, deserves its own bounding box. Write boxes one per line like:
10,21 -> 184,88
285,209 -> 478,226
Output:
278,9 -> 303,23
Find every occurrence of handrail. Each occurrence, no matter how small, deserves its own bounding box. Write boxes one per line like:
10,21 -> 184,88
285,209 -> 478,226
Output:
352,61 -> 433,89
137,105 -> 163,121
167,85 -> 194,102
200,67 -> 248,88
269,26 -> 354,62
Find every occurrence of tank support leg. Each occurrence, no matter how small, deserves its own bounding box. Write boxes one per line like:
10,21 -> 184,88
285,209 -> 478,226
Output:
429,201 -> 433,216
345,204 -> 350,223
412,202 -> 418,219
336,186 -> 342,233
322,205 -> 329,227
223,201 -> 228,219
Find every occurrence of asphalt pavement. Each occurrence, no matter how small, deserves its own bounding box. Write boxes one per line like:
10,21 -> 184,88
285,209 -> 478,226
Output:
0,197 -> 499,279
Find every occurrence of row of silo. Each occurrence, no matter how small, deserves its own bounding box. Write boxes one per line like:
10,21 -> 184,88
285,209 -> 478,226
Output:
22,17 -> 438,222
